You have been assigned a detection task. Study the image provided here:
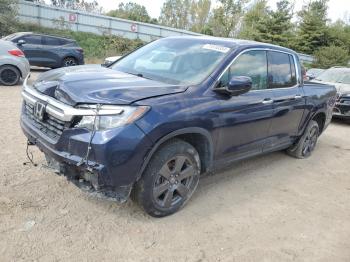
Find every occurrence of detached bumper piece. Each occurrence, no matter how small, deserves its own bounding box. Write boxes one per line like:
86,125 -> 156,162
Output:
45,154 -> 132,203
333,95 -> 350,119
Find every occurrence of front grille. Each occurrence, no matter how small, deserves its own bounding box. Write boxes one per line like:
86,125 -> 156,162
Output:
24,102 -> 67,141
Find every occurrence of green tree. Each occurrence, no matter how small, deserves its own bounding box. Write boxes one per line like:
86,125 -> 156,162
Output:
159,0 -> 211,31
294,0 -> 329,54
327,21 -> 350,54
159,0 -> 192,29
238,0 -> 269,40
0,0 -> 18,36
209,0 -> 248,37
255,0 -> 294,47
313,45 -> 350,68
190,0 -> 211,32
107,2 -> 154,24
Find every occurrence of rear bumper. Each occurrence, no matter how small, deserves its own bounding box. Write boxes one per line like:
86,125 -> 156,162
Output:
21,113 -> 153,201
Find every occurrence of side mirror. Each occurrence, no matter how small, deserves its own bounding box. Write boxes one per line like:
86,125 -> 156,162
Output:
215,76 -> 252,96
17,39 -> 26,46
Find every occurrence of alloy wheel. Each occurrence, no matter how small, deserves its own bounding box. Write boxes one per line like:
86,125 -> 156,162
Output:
1,68 -> 18,85
302,126 -> 318,156
153,155 -> 198,208
63,58 -> 77,67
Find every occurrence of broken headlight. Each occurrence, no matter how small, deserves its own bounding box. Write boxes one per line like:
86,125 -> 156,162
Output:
75,106 -> 149,131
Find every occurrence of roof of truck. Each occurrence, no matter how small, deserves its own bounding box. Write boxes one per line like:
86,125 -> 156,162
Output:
166,35 -> 297,55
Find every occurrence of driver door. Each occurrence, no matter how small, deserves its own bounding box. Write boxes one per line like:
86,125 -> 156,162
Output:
215,50 -> 275,163
17,35 -> 44,66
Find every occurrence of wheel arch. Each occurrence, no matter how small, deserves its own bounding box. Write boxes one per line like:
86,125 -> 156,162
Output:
0,64 -> 22,77
137,127 -> 214,180
312,111 -> 326,133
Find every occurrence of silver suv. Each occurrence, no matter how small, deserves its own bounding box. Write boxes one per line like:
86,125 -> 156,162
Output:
0,39 -> 30,86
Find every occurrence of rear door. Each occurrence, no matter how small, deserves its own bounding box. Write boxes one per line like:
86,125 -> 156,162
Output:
215,50 -> 276,162
17,35 -> 43,66
264,51 -> 306,151
41,36 -> 63,67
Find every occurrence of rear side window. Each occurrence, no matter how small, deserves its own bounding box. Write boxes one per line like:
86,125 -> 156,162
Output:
44,37 -> 61,46
220,50 -> 268,90
268,51 -> 297,88
22,35 -> 42,45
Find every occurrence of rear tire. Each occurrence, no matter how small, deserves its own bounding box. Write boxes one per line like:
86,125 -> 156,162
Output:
62,57 -> 78,67
0,65 -> 20,86
287,120 -> 320,159
132,139 -> 201,217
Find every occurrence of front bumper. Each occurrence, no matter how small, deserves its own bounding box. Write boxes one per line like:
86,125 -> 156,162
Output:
21,112 -> 153,201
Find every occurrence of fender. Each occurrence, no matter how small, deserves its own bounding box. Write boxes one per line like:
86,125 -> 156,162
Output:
136,127 -> 214,180
299,105 -> 328,137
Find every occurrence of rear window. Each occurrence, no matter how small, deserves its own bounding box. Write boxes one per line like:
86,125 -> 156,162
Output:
268,51 -> 297,88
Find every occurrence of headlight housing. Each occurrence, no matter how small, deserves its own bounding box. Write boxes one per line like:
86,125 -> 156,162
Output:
75,105 -> 149,131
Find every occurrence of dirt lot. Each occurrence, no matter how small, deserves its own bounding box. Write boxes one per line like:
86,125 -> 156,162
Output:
1,70 -> 350,262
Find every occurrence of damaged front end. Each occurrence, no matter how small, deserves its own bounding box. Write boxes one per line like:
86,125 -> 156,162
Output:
44,153 -> 132,202
21,75 -> 153,203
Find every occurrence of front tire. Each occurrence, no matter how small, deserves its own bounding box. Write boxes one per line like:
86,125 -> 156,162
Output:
287,120 -> 320,159
0,65 -> 20,86
132,139 -> 201,217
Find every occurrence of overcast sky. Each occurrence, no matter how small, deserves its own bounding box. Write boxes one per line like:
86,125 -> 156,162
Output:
96,0 -> 350,22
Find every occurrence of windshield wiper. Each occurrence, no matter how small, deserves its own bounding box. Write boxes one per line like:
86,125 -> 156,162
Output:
125,71 -> 153,80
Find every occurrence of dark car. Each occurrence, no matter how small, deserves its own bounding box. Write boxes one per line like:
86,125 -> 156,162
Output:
20,36 -> 336,217
3,32 -> 84,68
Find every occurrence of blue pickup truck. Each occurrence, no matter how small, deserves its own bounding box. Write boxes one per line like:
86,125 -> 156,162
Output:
21,36 -> 336,217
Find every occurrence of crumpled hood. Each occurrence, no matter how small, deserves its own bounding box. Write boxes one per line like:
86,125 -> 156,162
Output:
32,65 -> 187,106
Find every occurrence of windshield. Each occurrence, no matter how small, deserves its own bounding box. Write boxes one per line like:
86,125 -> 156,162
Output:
316,68 -> 350,84
111,38 -> 233,85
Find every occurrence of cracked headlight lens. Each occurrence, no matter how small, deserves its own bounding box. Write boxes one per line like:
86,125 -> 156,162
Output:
75,106 -> 149,131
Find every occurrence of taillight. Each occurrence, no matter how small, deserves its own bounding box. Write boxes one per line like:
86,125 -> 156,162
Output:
8,49 -> 25,57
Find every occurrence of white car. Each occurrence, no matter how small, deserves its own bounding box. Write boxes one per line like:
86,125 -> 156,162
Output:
103,56 -> 122,67
306,68 -> 324,80
0,39 -> 30,85
311,67 -> 350,119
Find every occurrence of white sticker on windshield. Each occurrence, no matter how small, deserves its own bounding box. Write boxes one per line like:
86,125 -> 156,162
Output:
202,44 -> 230,53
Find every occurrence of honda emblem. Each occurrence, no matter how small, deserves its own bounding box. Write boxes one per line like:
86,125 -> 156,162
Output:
34,102 -> 46,121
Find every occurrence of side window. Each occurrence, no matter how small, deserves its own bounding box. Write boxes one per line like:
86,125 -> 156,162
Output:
219,50 -> 268,90
268,51 -> 297,88
22,35 -> 42,45
44,37 -> 61,46
59,39 -> 70,45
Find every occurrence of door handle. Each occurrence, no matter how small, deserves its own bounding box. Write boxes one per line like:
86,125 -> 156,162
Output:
294,94 -> 303,99
261,98 -> 274,104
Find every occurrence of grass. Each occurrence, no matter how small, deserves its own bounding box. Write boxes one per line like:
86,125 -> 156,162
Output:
13,22 -> 145,60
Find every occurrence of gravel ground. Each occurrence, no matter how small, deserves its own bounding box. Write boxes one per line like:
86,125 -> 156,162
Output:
1,70 -> 350,262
